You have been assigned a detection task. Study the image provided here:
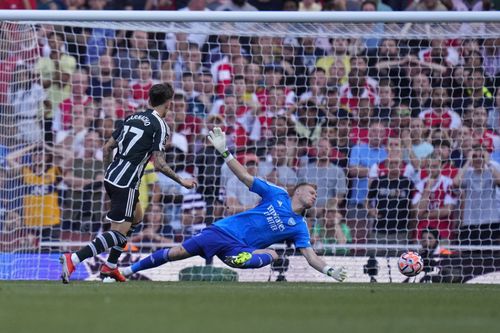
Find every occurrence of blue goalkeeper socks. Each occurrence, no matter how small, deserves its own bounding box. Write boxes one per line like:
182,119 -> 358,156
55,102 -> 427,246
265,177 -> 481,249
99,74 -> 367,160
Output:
131,248 -> 169,273
242,253 -> 273,269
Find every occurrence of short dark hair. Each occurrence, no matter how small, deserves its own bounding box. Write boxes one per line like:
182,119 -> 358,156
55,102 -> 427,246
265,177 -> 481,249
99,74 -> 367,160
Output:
149,83 -> 174,107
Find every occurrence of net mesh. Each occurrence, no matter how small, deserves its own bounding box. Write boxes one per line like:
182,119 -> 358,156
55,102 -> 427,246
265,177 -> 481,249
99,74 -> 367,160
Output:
1,19 -> 500,282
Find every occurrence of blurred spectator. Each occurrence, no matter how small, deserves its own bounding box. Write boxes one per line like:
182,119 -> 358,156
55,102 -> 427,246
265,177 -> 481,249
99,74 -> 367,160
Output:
115,30 -> 161,80
195,71 -> 217,115
130,203 -> 174,249
300,37 -> 326,74
413,152 -> 457,241
244,62 -> 263,102
248,0 -> 285,11
8,63 -> 45,144
360,1 -> 384,53
87,55 -> 114,100
165,108 -> 189,154
281,37 -> 307,93
283,0 -> 299,10
195,114 -> 225,223
55,104 -> 94,154
349,98 -> 375,145
482,38 -> 500,82
418,39 -> 459,69
409,73 -> 432,116
293,101 -> 325,143
0,209 -> 38,252
259,141 -> 298,192
347,121 -> 388,242
324,111 -> 352,169
298,138 -> 348,212
145,0 -> 177,10
463,67 -> 494,111
299,0 -> 322,11
6,144 -> 62,240
448,0 -> 494,11
367,137 -> 416,243
258,65 -> 295,111
177,0 -> 210,47
375,79 -> 396,120
419,86 -> 462,130
224,154 -> 261,215
173,41 -> 204,87
85,0 -> 115,65
210,36 -> 246,96
217,0 -> 258,10
181,72 -> 207,119
311,208 -> 352,255
340,55 -> 379,112
453,145 -> 500,245
57,69 -> 92,131
173,91 -> 203,153
214,92 -> 248,151
300,67 -> 328,106
432,138 -> 459,179
35,32 -> 76,90
138,161 -> 162,214
157,145 -> 191,232
488,88 -> 500,133
130,59 -> 158,108
0,0 -> 36,9
112,78 -> 138,119
469,106 -> 500,153
61,130 -> 104,232
407,0 -> 449,11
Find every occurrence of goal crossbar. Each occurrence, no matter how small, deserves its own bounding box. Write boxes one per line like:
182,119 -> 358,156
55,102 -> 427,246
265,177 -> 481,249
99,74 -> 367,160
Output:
1,9 -> 500,23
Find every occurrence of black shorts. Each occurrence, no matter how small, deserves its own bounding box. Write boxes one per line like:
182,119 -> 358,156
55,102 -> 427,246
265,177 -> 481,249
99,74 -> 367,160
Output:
104,181 -> 139,223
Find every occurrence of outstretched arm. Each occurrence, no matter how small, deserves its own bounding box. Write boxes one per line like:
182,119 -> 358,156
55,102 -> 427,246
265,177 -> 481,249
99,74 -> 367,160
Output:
152,151 -> 197,189
6,144 -> 37,173
300,247 -> 347,282
208,127 -> 254,188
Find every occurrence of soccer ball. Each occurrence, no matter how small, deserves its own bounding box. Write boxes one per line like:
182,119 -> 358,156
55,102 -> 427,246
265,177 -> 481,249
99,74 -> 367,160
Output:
398,251 -> 424,277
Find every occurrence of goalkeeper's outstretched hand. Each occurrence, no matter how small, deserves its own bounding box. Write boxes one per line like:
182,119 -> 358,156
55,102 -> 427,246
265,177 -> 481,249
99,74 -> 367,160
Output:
328,266 -> 347,282
207,127 -> 227,154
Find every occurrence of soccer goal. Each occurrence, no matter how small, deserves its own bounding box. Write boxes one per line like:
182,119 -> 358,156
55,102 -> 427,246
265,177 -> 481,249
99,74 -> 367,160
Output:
1,10 -> 500,283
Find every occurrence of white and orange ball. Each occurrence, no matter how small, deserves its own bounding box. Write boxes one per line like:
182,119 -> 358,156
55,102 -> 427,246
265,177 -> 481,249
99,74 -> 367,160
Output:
398,251 -> 424,277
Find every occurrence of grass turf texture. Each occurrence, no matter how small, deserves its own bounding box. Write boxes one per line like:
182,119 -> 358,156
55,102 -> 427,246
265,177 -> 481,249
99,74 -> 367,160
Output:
0,282 -> 499,333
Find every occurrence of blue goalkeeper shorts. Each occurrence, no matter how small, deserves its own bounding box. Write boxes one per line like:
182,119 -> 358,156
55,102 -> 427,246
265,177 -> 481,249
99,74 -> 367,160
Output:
182,226 -> 256,260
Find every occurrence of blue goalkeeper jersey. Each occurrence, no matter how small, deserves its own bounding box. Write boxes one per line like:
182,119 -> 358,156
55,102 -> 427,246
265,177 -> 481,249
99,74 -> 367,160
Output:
214,178 -> 312,249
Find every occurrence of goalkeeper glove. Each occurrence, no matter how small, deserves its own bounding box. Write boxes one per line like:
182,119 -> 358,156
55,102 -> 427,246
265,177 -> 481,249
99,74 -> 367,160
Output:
207,127 -> 228,155
326,266 -> 347,282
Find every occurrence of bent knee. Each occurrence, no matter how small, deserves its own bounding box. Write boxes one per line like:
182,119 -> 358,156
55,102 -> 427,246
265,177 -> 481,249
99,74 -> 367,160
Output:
169,245 -> 192,261
253,249 -> 279,261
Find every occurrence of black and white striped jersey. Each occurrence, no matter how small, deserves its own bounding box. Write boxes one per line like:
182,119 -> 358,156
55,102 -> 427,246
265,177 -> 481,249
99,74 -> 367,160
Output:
105,108 -> 170,189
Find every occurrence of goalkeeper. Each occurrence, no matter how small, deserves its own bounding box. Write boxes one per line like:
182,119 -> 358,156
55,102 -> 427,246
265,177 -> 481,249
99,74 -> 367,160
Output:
121,127 -> 347,282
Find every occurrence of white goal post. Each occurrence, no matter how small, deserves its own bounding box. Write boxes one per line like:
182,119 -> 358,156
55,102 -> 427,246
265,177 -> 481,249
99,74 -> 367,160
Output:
1,10 -> 500,283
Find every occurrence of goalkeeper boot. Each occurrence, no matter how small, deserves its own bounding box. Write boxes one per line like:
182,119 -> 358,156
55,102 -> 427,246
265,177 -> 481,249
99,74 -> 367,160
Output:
60,253 -> 75,284
100,264 -> 127,282
224,252 -> 252,268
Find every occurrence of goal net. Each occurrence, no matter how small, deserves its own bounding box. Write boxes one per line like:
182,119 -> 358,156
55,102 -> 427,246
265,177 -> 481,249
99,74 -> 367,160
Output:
1,12 -> 500,283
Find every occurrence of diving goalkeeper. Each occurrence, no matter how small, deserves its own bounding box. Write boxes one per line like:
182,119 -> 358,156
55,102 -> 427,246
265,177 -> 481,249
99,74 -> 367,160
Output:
121,127 -> 347,282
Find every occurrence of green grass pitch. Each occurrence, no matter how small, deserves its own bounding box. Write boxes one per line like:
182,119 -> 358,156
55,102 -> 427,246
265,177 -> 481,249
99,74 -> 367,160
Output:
0,282 -> 499,333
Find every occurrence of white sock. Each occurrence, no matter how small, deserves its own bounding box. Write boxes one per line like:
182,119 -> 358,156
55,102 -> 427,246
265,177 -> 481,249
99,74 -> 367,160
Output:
121,266 -> 133,277
71,253 -> 81,265
106,262 -> 117,269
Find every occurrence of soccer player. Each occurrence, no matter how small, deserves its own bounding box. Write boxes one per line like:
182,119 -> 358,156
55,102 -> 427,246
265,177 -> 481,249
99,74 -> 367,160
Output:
59,83 -> 197,284
120,127 -> 347,282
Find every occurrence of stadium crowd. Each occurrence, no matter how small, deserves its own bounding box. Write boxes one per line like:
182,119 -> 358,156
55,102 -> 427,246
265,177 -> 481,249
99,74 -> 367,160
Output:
1,0 -> 500,254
